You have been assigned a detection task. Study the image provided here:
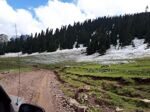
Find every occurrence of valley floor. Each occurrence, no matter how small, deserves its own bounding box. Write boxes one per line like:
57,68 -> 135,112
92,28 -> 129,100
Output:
0,57 -> 150,112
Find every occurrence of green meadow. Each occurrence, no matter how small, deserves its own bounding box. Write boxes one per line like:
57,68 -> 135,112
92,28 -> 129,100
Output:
55,58 -> 150,112
0,56 -> 150,112
0,57 -> 33,73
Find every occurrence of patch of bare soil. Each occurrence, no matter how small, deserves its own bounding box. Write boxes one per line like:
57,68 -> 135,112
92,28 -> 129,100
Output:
0,69 -> 75,112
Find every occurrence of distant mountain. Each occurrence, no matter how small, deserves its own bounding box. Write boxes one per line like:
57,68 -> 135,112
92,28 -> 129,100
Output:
0,34 -> 8,43
0,12 -> 150,55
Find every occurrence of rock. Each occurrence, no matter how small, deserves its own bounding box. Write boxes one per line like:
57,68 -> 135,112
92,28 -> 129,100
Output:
77,105 -> 88,112
116,107 -> 124,112
77,93 -> 88,103
135,110 -> 144,112
1,71 -> 9,74
78,85 -> 91,93
67,98 -> 88,112
75,86 -> 89,105
95,105 -> 100,108
84,85 -> 91,91
68,98 -> 79,106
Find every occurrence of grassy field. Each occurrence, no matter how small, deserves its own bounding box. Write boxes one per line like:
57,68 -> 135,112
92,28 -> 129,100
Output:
0,56 -> 150,112
0,57 -> 33,73
55,58 -> 150,112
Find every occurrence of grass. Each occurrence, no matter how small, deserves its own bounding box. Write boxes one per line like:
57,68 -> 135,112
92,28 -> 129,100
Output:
55,58 -> 150,112
0,56 -> 150,112
64,66 -> 150,78
0,57 -> 33,73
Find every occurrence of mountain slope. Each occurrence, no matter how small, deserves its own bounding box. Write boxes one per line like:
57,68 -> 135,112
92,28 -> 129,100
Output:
0,12 -> 150,55
1,38 -> 149,64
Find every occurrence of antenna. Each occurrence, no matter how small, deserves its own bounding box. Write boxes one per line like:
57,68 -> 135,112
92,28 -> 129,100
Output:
15,24 -> 21,106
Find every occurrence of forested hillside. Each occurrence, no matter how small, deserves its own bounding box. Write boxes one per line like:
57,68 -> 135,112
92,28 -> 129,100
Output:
0,12 -> 150,55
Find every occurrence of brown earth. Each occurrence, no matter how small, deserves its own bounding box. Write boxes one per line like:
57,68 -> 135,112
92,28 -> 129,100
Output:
0,69 -> 75,112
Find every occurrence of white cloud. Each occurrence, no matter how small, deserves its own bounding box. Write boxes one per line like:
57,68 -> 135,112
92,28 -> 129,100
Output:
0,0 -> 150,36
15,9 -> 42,34
77,0 -> 150,17
34,0 -> 89,29
0,0 -> 42,36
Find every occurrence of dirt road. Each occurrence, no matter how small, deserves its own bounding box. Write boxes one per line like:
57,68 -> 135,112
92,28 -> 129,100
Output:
0,69 -> 73,112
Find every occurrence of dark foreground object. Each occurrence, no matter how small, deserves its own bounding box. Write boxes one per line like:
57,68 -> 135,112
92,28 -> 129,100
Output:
0,85 -> 45,112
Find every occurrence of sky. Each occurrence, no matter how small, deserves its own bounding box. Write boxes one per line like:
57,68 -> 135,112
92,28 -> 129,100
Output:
0,0 -> 150,36
7,0 -> 48,9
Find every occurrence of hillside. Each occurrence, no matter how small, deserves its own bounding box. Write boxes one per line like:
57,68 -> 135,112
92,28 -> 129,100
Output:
0,12 -> 150,55
1,38 -> 149,64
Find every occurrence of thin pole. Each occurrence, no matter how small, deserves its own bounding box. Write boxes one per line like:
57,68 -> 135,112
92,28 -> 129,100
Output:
15,24 -> 21,106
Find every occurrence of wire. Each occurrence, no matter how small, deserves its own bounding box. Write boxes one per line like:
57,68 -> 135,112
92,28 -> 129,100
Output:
15,24 -> 21,106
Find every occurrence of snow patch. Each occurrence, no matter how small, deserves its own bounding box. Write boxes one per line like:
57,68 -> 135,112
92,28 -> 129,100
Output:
0,38 -> 150,64
77,38 -> 150,64
91,31 -> 96,36
73,41 -> 77,48
142,99 -> 150,103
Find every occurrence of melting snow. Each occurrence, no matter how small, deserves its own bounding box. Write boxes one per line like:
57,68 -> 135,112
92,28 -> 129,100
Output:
91,31 -> 96,36
0,38 -> 150,64
142,99 -> 150,103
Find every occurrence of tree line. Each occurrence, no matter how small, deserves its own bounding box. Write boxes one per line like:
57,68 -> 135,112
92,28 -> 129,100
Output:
0,12 -> 150,55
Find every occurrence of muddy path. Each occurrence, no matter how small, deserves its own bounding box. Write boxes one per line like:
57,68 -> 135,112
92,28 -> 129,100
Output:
0,69 -> 74,112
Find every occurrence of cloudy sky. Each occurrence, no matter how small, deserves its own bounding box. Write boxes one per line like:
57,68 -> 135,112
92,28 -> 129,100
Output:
0,0 -> 150,36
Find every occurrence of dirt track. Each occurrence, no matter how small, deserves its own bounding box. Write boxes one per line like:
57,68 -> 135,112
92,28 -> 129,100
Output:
0,69 -> 73,112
